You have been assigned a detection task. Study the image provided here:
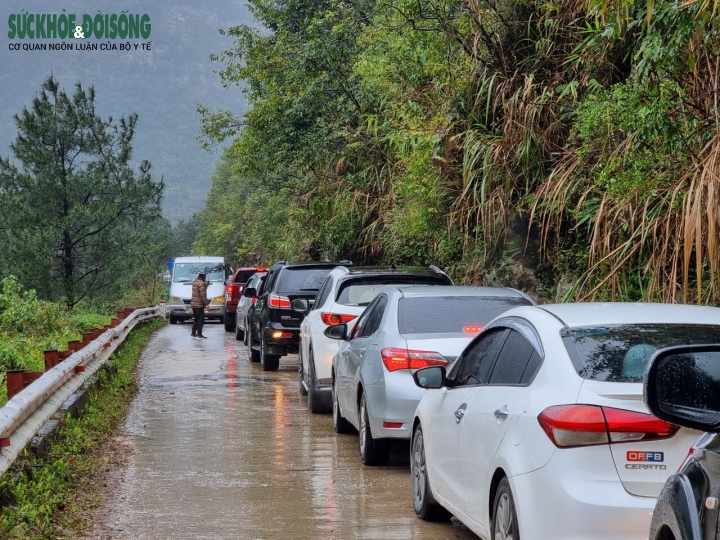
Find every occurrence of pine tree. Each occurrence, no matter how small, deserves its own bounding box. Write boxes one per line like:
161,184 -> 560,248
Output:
0,76 -> 164,307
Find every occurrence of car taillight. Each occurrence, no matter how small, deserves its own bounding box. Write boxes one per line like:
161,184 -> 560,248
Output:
381,348 -> 448,372
268,294 -> 291,308
250,297 -> 257,305
537,405 -> 679,448
321,313 -> 357,326
226,285 -> 233,293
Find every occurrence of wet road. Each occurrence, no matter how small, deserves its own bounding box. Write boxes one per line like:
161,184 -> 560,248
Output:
88,322 -> 476,539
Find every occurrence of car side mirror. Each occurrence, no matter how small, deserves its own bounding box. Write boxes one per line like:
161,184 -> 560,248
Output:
243,287 -> 257,298
644,344 -> 720,433
413,366 -> 446,389
291,298 -> 309,313
324,324 -> 348,341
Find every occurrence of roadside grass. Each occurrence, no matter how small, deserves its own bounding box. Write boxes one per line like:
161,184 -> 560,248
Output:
0,318 -> 165,539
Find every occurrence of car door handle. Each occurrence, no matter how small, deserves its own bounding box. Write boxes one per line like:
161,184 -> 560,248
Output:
454,404 -> 467,424
494,407 -> 509,420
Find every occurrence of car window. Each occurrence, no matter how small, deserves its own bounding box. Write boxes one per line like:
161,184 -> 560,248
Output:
397,296 -> 532,335
335,275 -> 450,306
234,270 -> 256,283
265,269 -> 279,293
313,276 -> 334,310
350,297 -> 379,340
488,329 -> 537,385
356,295 -> 388,338
562,324 -> 720,382
454,328 -> 507,387
278,267 -> 333,293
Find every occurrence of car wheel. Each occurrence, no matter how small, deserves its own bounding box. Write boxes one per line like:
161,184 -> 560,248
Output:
411,425 -> 451,521
242,318 -> 249,346
247,327 -> 260,363
359,393 -> 390,465
224,312 -> 235,332
333,377 -> 353,434
169,316 -> 178,325
260,337 -> 280,371
307,351 -> 330,414
298,349 -> 308,396
492,477 -> 520,540
235,321 -> 243,341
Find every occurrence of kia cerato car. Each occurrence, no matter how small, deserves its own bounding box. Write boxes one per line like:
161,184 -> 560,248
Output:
410,303 -> 718,540
297,265 -> 454,413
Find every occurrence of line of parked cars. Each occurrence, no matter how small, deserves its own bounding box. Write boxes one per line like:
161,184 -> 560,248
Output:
228,260 -> 720,540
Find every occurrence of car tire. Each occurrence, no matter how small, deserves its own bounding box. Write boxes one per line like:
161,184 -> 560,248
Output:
235,321 -> 244,341
333,378 -> 353,434
492,477 -> 520,540
307,351 -> 330,414
359,393 -> 390,465
411,425 -> 451,521
169,316 -> 178,325
298,349 -> 308,396
242,318 -> 249,346
260,337 -> 280,371
224,312 -> 235,332
248,328 -> 260,363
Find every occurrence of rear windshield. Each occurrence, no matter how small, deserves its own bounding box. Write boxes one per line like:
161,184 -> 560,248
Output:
233,270 -> 257,284
278,267 -> 334,293
336,276 -> 450,306
562,324 -> 720,382
398,296 -> 531,335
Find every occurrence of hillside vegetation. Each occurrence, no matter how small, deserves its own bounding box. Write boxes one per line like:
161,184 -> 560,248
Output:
194,0 -> 720,303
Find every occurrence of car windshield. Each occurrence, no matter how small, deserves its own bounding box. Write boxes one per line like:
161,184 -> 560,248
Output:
173,262 -> 224,283
562,324 -> 720,382
278,267 -> 333,292
336,276 -> 450,306
397,296 -> 532,335
234,270 -> 257,283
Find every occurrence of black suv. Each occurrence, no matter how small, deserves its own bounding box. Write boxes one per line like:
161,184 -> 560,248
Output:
244,261 -> 350,371
644,344 -> 720,540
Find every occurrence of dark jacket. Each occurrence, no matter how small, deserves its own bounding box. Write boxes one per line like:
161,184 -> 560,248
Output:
191,277 -> 210,308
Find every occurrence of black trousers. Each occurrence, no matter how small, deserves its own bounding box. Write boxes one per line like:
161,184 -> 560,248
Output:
192,307 -> 205,335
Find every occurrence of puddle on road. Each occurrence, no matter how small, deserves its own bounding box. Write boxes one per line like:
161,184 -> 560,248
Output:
86,324 -> 476,540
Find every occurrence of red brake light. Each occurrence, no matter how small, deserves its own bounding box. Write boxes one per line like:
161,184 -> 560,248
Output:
321,313 -> 357,326
380,348 -> 448,372
250,297 -> 257,305
538,405 -> 679,448
268,294 -> 291,308
226,285 -> 232,293
464,325 -> 483,334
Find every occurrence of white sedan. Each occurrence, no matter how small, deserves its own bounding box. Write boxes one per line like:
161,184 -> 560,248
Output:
411,303 -> 719,540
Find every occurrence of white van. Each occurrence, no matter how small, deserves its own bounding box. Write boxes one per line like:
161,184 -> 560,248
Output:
168,256 -> 230,324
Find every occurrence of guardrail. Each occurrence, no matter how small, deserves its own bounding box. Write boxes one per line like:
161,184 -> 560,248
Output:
0,306 -> 162,477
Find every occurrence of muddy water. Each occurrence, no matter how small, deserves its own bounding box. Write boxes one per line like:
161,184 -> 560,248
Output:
87,322 -> 476,539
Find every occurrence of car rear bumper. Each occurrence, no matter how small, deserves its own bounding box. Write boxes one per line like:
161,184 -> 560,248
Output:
311,335 -> 341,381
510,447 -> 655,540
365,371 -> 426,440
263,323 -> 300,354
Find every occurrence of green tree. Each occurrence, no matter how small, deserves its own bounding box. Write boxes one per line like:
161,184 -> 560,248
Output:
0,76 -> 164,307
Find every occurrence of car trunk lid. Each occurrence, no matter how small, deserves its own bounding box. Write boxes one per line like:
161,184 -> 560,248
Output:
577,379 -> 702,497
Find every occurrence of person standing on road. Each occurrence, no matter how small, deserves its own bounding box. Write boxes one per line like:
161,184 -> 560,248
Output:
191,271 -> 210,338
